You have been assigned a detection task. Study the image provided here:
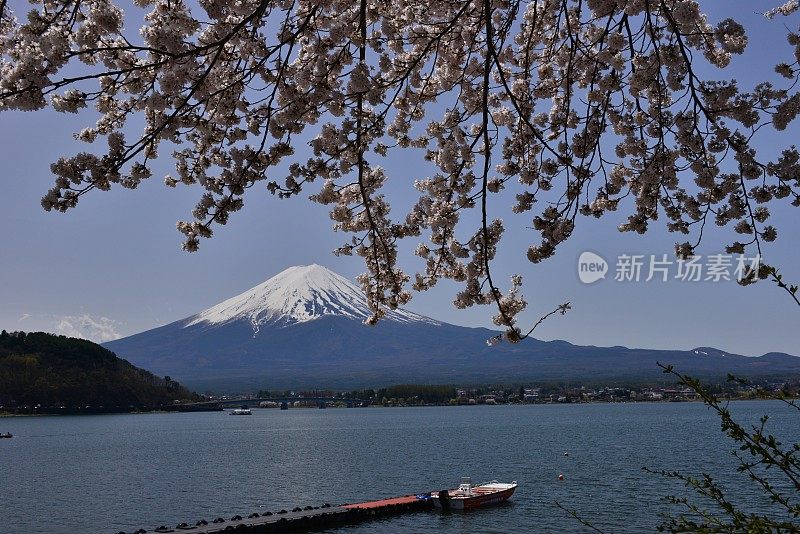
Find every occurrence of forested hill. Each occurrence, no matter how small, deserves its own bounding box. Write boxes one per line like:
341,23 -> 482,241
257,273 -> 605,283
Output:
0,331 -> 200,412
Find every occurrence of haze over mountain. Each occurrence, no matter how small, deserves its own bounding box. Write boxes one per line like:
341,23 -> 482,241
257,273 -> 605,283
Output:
104,265 -> 800,391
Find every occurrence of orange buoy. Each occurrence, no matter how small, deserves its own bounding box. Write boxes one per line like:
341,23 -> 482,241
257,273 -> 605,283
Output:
558,474 -> 564,481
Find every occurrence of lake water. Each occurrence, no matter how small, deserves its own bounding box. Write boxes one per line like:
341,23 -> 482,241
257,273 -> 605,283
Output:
1,402 -> 797,533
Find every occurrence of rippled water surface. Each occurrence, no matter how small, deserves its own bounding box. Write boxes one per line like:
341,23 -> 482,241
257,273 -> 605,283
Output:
2,402 -> 797,533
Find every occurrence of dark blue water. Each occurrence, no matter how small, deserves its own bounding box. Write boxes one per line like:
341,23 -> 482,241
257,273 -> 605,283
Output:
1,402 -> 797,533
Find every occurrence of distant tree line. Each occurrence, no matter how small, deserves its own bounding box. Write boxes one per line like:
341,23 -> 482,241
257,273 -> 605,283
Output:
376,385 -> 457,405
0,331 -> 200,412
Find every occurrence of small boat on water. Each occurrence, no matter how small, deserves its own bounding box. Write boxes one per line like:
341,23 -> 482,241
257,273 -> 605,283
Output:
0,432 -> 12,439
432,477 -> 517,510
229,407 -> 252,415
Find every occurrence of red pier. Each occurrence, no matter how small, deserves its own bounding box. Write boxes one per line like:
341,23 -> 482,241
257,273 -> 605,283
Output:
123,493 -> 435,534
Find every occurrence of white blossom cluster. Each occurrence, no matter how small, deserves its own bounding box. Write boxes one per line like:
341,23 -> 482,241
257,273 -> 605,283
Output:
765,1 -> 800,20
2,0 -> 799,338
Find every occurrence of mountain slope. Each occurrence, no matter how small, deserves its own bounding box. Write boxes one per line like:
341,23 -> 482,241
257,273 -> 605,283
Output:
103,265 -> 800,390
0,331 -> 199,410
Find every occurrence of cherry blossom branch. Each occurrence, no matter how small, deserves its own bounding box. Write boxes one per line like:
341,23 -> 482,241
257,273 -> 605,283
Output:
766,266 -> 800,306
2,0 -> 799,326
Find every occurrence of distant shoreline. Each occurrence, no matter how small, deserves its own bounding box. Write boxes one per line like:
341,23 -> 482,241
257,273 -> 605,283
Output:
3,396 -> 796,417
0,406 -> 221,418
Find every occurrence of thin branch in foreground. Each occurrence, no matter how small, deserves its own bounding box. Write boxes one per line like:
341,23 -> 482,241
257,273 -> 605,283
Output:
554,501 -> 607,534
767,266 -> 800,307
486,301 -> 571,346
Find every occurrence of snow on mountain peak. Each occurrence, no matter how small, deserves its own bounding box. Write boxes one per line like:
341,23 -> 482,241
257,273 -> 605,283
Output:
186,264 -> 438,332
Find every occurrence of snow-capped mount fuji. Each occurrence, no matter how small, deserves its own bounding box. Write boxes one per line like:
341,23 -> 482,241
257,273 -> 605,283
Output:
104,265 -> 800,391
186,264 -> 438,333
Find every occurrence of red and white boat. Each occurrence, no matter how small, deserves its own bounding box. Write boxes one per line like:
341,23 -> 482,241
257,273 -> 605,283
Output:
431,477 -> 517,510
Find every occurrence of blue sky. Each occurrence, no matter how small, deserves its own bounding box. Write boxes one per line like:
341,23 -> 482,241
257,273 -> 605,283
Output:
0,2 -> 798,355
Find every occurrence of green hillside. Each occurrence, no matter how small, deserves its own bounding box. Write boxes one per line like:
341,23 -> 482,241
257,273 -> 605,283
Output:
0,330 -> 200,413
